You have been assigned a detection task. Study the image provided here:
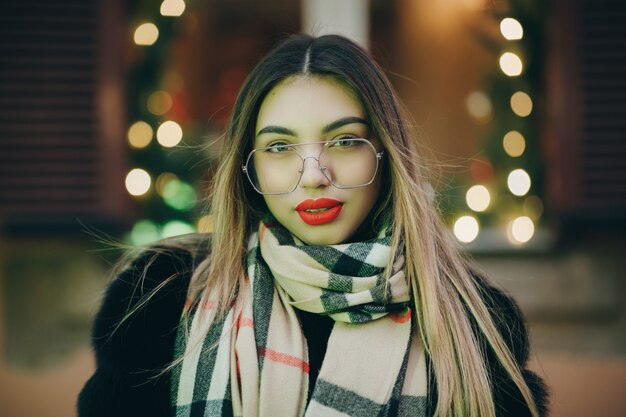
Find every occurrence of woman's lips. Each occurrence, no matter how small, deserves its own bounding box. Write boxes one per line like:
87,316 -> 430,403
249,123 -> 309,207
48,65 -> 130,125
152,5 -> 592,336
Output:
296,198 -> 344,225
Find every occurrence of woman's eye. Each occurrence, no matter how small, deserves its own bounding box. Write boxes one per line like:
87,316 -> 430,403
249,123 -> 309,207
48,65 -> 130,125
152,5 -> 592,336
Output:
332,138 -> 359,148
266,142 -> 291,153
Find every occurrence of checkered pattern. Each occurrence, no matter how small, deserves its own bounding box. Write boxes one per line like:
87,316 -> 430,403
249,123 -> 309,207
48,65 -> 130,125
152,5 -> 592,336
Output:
171,218 -> 427,417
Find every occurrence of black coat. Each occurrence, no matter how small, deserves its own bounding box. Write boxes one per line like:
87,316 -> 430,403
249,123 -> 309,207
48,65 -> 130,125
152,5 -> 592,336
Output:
78,241 -> 549,417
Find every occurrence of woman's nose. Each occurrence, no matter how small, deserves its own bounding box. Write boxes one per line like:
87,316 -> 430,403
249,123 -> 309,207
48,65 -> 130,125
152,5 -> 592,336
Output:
299,156 -> 331,189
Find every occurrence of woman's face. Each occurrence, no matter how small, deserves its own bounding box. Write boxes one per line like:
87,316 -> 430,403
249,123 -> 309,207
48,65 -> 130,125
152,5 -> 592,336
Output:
253,76 -> 382,245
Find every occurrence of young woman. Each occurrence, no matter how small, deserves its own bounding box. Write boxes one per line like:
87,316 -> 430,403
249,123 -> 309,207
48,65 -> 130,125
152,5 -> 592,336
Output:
79,34 -> 548,417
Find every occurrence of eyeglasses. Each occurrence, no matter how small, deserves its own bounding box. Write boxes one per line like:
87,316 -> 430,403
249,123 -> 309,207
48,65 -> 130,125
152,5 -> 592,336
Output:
242,138 -> 384,195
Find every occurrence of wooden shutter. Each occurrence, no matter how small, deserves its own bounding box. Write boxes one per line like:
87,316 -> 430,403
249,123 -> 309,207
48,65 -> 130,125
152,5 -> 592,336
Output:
0,0 -> 128,233
545,0 -> 626,220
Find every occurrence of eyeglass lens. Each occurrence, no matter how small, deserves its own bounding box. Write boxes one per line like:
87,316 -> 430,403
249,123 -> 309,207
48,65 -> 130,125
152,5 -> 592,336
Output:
245,139 -> 379,195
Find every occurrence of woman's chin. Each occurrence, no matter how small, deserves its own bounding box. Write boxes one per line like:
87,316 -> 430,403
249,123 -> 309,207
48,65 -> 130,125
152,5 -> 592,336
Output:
294,230 -> 347,246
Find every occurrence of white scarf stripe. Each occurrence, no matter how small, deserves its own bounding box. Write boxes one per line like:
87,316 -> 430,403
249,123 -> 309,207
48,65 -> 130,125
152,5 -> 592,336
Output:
206,309 -> 234,401
176,305 -> 209,407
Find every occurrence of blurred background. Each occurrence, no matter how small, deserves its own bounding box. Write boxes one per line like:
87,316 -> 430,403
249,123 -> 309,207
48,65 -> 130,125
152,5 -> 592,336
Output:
0,0 -> 625,416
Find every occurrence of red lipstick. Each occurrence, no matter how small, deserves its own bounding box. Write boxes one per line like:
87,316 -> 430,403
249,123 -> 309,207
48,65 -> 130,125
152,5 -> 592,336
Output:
295,198 -> 343,225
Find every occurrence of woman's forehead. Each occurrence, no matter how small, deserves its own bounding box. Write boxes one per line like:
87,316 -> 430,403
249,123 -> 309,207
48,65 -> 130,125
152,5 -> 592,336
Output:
255,75 -> 367,134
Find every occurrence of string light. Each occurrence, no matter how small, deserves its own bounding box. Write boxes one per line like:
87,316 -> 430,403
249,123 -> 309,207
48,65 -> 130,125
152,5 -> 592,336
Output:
147,90 -> 173,115
125,168 -> 152,196
156,120 -> 183,147
451,12 -> 538,243
156,172 -> 179,196
503,130 -> 526,157
133,23 -> 159,46
466,91 -> 493,124
162,220 -> 195,238
454,216 -> 480,243
130,220 -> 160,245
466,185 -> 491,212
499,52 -> 523,76
500,18 -> 524,40
162,179 -> 196,211
507,216 -> 535,244
127,121 -> 153,149
160,0 -> 186,16
507,169 -> 531,196
511,91 -> 533,117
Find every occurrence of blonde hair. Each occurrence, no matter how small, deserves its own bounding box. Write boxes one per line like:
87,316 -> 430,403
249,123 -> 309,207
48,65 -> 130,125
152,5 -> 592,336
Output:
177,34 -> 539,417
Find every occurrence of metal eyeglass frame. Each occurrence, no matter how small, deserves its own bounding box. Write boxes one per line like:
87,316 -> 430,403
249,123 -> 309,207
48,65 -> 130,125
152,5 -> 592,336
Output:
241,138 -> 384,195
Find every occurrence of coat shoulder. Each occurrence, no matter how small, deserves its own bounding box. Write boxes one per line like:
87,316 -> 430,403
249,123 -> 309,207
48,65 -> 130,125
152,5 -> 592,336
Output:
77,233 -> 210,417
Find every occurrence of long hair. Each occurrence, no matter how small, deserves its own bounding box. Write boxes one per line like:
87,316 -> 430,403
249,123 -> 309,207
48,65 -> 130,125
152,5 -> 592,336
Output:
184,34 -> 539,417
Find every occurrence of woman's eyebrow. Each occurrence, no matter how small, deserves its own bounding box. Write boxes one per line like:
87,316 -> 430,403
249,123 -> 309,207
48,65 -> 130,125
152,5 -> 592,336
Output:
322,116 -> 369,134
256,116 -> 369,137
256,126 -> 296,137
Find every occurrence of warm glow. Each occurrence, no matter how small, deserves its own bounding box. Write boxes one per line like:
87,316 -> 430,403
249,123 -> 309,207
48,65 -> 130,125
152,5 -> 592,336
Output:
160,0 -> 186,16
461,0 -> 489,10
125,168 -> 151,196
500,18 -> 524,40
156,172 -> 179,196
454,216 -> 480,243
499,52 -> 523,76
163,71 -> 185,92
507,216 -> 535,244
466,91 -> 493,124
507,169 -> 531,196
503,130 -> 526,157
162,220 -> 195,238
470,158 -> 495,182
156,120 -> 183,147
511,91 -> 533,117
466,185 -> 491,212
133,23 -> 159,46
147,90 -> 173,115
127,121 -> 153,149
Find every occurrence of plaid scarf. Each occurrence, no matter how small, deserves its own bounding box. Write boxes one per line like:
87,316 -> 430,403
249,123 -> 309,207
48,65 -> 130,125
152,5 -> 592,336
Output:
171,219 -> 428,417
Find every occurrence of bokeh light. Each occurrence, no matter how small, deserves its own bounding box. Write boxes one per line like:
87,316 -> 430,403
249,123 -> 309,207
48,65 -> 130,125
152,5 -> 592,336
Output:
147,90 -> 173,115
127,121 -> 153,149
454,216 -> 480,243
503,130 -> 526,157
507,216 -> 535,244
130,220 -> 160,245
156,172 -> 179,196
163,71 -> 185,92
466,185 -> 491,212
160,0 -> 186,16
500,18 -> 524,40
133,23 -> 159,46
465,91 -> 493,124
499,52 -> 523,76
162,220 -> 195,238
156,120 -> 183,147
162,179 -> 197,211
511,91 -> 533,117
125,168 -> 151,196
507,169 -> 531,196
